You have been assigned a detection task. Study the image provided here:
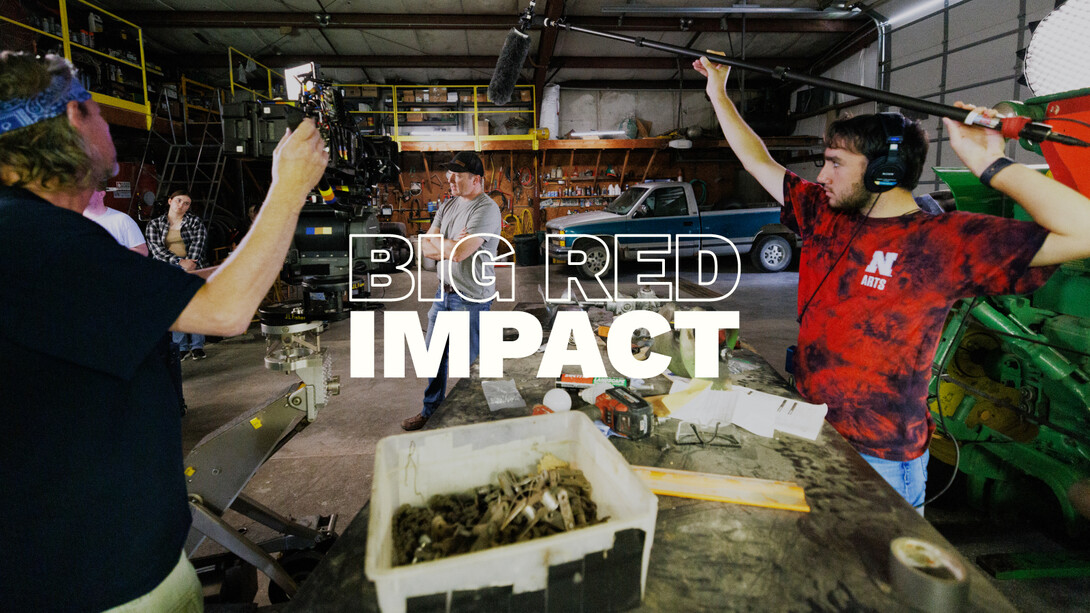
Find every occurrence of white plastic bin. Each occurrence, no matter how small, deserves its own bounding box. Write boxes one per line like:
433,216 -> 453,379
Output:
365,412 -> 658,612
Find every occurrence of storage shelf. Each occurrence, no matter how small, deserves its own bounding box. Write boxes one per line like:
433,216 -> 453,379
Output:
5,0 -> 150,127
0,18 -> 64,41
69,42 -> 142,69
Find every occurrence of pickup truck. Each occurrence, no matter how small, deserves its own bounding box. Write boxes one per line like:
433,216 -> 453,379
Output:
545,181 -> 798,277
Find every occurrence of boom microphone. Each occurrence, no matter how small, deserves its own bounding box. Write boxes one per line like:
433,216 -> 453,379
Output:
489,29 -> 531,106
541,18 -> 1090,148
488,1 -> 538,106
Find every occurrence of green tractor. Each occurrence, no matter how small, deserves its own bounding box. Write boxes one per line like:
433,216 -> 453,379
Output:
929,87 -> 1090,535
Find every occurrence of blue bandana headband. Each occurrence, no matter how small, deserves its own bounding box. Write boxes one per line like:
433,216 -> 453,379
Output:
0,75 -> 92,136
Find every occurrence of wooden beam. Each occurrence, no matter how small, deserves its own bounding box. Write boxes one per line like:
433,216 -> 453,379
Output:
259,55 -> 499,70
398,140 -> 536,152
126,11 -> 867,33
547,56 -> 809,71
641,150 -> 658,182
630,466 -> 810,513
100,105 -> 151,131
395,136 -> 816,155
162,54 -> 807,77
554,77 -> 779,91
539,138 -> 669,150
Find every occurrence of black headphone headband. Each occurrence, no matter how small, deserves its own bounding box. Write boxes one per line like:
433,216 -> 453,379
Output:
863,112 -> 907,193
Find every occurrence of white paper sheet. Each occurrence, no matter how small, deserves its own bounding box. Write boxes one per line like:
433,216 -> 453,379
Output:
661,383 -> 827,440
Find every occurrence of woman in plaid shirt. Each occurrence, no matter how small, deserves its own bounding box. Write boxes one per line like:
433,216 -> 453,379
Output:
146,190 -> 209,359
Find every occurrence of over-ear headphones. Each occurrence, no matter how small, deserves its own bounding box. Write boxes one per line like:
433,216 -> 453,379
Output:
863,112 -> 907,193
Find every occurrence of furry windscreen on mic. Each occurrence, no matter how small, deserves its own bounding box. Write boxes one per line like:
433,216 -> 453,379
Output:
488,28 -> 531,106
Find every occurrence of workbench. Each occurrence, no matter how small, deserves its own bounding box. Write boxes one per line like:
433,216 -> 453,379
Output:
289,311 -> 1017,612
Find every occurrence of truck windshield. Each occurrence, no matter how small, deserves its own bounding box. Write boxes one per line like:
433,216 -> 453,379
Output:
605,187 -> 648,215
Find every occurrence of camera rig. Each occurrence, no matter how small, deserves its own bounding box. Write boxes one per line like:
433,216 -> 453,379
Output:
222,75 -> 407,322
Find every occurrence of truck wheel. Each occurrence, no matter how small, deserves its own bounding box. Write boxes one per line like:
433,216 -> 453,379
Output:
751,235 -> 792,272
577,242 -> 612,278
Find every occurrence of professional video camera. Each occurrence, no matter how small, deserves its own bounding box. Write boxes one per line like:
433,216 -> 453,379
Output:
221,62 -> 407,322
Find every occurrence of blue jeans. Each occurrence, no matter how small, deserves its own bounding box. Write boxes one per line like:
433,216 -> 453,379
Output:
173,332 -> 205,352
861,450 -> 928,514
421,289 -> 492,418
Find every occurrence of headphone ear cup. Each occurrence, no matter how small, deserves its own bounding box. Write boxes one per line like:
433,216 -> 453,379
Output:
864,157 -> 905,193
864,112 -> 908,193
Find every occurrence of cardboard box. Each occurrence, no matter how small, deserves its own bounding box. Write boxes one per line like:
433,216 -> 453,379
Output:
477,119 -> 490,135
447,92 -> 459,103
459,93 -> 472,103
365,413 -> 658,613
360,86 -> 378,98
341,86 -> 362,98
401,90 -> 414,103
519,89 -> 533,102
429,86 -> 447,100
406,112 -> 424,123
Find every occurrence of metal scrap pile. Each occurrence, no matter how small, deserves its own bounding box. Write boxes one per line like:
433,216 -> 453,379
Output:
393,456 -> 605,565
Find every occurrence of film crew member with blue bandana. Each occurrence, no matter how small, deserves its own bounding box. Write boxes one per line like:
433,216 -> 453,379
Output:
0,51 -> 329,611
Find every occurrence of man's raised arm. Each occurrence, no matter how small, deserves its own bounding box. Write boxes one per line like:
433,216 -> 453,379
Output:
944,103 -> 1090,267
171,120 -> 329,336
694,57 -> 787,205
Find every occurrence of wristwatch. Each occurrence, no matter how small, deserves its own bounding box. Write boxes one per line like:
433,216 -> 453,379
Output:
979,156 -> 1015,188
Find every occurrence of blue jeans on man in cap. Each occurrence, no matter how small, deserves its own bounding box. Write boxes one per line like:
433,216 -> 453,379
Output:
421,287 -> 492,418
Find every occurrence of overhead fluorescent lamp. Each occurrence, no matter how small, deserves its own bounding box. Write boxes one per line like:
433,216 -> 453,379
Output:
570,130 -> 626,138
600,5 -> 861,18
284,62 -> 318,102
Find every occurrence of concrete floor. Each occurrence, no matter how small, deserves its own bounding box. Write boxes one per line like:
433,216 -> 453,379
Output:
182,256 -> 1089,611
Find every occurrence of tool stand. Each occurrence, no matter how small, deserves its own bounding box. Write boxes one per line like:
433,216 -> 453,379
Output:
183,319 -> 340,603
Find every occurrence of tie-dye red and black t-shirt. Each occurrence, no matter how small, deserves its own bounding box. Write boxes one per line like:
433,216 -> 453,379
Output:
781,171 -> 1052,461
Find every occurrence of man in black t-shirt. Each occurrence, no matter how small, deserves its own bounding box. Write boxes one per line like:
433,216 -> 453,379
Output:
0,52 -> 328,611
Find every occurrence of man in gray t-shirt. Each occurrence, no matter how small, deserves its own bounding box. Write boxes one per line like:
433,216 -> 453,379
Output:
402,151 -> 502,431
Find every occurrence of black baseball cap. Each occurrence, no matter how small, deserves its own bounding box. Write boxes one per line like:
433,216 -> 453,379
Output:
441,151 -> 485,177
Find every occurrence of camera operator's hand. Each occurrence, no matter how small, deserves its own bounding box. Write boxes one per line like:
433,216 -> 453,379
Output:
171,118 -> 330,338
270,119 -> 329,206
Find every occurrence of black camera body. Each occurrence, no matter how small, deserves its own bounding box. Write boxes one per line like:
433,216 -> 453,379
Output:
222,79 -> 404,321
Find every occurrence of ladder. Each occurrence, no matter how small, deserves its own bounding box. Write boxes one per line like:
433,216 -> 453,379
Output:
157,140 -> 227,222
132,82 -> 227,224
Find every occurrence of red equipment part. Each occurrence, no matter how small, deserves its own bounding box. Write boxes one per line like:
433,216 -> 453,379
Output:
1038,93 -> 1090,198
